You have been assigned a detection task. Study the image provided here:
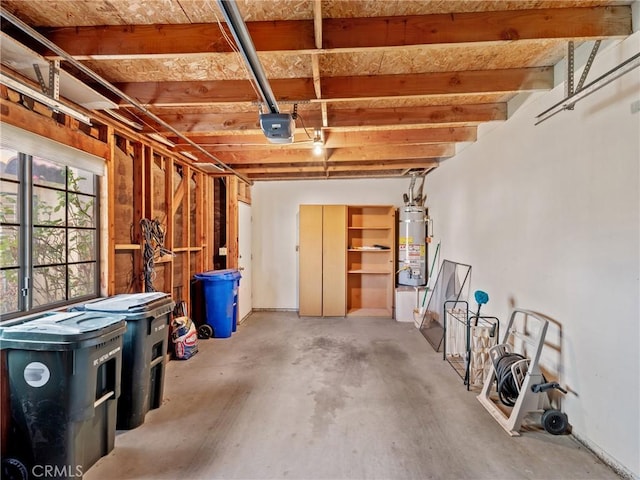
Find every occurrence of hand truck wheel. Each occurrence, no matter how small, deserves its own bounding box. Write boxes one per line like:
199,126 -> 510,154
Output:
541,409 -> 569,435
197,324 -> 213,339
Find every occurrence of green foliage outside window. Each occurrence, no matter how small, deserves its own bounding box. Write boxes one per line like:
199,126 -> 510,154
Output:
0,162 -> 97,316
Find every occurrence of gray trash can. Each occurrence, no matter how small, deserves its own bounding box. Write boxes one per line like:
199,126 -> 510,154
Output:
82,292 -> 174,429
0,311 -> 126,480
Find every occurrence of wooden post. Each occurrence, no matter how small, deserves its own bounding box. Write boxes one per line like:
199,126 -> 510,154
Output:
226,175 -> 239,270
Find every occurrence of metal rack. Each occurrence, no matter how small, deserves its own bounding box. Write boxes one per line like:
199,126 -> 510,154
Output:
443,300 -> 500,391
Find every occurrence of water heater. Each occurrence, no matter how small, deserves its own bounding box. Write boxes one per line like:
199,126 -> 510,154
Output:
398,206 -> 428,286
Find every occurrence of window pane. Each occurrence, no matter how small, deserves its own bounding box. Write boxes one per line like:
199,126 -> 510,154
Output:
69,229 -> 95,262
32,265 -> 66,306
0,148 -> 19,181
32,157 -> 65,188
67,166 -> 95,194
33,227 -> 65,265
33,186 -> 65,225
0,226 -> 19,268
68,193 -> 95,227
0,268 -> 20,315
1,181 -> 20,224
69,263 -> 95,298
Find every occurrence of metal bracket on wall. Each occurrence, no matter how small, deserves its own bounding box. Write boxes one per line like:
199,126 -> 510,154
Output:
536,43 -> 640,125
33,60 -> 60,100
565,41 -> 601,110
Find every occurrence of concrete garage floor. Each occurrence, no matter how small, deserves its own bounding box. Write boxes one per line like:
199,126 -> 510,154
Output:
85,311 -> 619,480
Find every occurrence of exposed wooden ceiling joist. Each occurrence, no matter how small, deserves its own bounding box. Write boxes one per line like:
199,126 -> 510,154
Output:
0,0 -> 633,181
37,7 -> 630,59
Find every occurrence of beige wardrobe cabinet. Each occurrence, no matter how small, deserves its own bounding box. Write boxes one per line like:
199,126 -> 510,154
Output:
299,204 -> 396,317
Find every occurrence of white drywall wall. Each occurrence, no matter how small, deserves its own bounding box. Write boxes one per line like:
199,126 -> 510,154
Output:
251,178 -> 407,309
425,33 -> 640,477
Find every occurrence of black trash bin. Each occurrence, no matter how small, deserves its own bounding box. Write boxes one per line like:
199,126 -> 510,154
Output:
82,292 -> 174,430
0,311 -> 126,480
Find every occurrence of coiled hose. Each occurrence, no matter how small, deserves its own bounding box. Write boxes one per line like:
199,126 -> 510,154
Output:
493,352 -> 526,407
140,218 -> 172,292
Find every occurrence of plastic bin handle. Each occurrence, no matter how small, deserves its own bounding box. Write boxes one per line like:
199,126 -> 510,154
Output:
94,390 -> 115,408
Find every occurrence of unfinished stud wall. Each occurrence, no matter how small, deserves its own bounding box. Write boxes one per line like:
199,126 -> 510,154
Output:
1,74 -> 224,312
108,136 -> 216,303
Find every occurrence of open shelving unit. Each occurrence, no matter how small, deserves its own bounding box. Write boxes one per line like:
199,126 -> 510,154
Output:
346,205 -> 396,317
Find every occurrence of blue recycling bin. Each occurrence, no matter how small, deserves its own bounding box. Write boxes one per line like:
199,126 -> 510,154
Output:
194,269 -> 241,338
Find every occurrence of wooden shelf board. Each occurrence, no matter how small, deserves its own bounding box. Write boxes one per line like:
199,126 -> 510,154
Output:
348,226 -> 392,230
348,269 -> 392,274
348,248 -> 391,252
347,307 -> 393,317
174,246 -> 203,253
115,244 -> 141,250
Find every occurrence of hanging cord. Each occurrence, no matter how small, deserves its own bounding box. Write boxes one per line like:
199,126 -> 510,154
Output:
140,218 -> 173,292
493,352 -> 527,407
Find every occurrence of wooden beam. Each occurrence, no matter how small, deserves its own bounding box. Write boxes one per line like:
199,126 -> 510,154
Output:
247,168 -> 434,180
322,68 -> 553,99
323,6 -> 631,49
0,97 -> 109,159
41,21 -> 316,59
112,78 -> 316,106
327,144 -> 454,161
112,68 -> 549,106
38,7 -> 630,59
145,110 -> 323,133
105,127 -> 116,296
215,143 -> 453,165
327,103 -> 507,127
313,0 -> 323,49
172,132 -> 315,148
323,126 -> 477,148
235,159 -> 439,175
153,104 -> 503,134
176,126 -> 476,149
226,176 -> 239,270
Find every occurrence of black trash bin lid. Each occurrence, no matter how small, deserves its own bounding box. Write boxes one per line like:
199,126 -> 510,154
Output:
84,292 -> 173,320
0,311 -> 126,350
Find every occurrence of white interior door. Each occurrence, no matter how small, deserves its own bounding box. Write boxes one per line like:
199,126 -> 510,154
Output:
238,201 -> 252,322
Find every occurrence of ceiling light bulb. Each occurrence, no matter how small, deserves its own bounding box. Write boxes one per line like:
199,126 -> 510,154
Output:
312,129 -> 323,155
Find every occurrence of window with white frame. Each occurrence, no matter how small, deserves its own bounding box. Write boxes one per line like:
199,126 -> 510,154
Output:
0,146 -> 100,319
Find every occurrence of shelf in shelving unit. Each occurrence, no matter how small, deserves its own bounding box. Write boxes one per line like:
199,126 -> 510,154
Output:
347,307 -> 393,317
346,205 -> 396,318
348,269 -> 392,274
348,226 -> 391,230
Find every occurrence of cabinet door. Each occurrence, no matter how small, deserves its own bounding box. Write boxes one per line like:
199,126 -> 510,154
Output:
299,205 -> 323,316
322,205 -> 347,316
